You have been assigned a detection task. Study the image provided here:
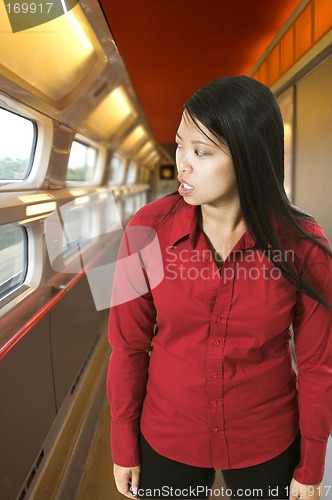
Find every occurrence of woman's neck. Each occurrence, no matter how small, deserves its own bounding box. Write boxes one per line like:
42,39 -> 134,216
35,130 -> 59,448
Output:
200,200 -> 245,233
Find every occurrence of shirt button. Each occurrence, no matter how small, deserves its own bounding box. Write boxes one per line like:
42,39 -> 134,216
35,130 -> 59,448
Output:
212,371 -> 218,379
216,315 -> 222,323
210,400 -> 218,407
213,339 -> 220,346
213,427 -> 219,433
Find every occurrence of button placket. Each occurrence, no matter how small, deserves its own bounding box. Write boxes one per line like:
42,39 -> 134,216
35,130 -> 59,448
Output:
207,258 -> 237,466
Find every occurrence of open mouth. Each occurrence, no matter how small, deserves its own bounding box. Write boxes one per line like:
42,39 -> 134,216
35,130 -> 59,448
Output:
181,182 -> 194,190
178,180 -> 194,196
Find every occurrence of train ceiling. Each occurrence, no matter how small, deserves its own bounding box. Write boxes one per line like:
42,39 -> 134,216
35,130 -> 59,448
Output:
99,0 -> 302,151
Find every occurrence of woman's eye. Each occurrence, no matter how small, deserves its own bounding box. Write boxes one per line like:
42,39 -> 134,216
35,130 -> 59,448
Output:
195,150 -> 208,157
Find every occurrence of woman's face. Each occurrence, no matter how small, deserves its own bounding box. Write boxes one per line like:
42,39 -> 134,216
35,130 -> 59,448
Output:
175,112 -> 239,208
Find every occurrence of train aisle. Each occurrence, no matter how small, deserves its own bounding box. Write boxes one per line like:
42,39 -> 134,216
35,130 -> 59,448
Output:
77,396 -> 123,500
27,325 -> 113,500
77,398 -> 230,500
78,392 -> 229,499
27,321 -> 229,500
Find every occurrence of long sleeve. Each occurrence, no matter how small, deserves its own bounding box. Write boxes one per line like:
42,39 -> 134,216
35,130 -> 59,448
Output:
106,224 -> 157,467
292,231 -> 332,484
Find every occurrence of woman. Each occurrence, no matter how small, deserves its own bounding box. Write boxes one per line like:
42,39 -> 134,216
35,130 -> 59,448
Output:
107,76 -> 332,500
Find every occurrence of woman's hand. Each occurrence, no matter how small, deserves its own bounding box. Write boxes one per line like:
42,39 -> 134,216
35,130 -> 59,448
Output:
113,463 -> 141,498
289,478 -> 322,499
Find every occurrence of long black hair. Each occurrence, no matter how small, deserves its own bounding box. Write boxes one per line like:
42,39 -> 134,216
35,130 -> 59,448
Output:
182,75 -> 332,307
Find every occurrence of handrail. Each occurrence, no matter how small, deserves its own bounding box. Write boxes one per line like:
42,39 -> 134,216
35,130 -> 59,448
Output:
0,233 -> 121,362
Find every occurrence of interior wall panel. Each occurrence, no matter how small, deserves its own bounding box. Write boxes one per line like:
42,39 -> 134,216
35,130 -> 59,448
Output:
294,55 -> 332,490
0,317 -> 56,500
294,55 -> 332,244
50,277 -> 105,409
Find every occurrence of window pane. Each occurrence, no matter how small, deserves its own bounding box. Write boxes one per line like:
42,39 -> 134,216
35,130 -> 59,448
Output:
67,140 -> 97,182
62,205 -> 92,254
108,155 -> 125,185
0,224 -> 27,300
0,108 -> 35,180
124,197 -> 135,218
126,161 -> 137,185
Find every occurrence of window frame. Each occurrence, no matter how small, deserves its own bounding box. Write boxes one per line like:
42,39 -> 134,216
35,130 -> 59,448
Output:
108,153 -> 127,186
0,223 -> 28,303
66,134 -> 106,187
0,107 -> 37,181
0,93 -> 53,190
125,160 -> 138,185
0,220 -> 43,316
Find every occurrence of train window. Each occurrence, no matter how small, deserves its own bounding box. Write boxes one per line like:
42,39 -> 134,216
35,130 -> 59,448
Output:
0,224 -> 27,301
126,161 -> 138,184
0,108 -> 36,180
108,155 -> 126,185
139,191 -> 148,208
62,205 -> 92,256
124,196 -> 135,219
105,196 -> 123,232
67,140 -> 98,182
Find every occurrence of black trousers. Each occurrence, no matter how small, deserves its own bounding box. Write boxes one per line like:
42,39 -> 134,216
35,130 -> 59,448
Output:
138,431 -> 301,499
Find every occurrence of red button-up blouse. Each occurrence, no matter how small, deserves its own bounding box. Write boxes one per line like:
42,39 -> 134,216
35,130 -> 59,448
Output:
107,193 -> 332,485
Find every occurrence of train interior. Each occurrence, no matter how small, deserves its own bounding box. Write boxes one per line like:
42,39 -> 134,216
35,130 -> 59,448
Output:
0,0 -> 331,499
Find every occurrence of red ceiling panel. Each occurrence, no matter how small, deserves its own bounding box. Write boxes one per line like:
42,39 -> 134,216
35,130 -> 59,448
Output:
99,0 -> 302,145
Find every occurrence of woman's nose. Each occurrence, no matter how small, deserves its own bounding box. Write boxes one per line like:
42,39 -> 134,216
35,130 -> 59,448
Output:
177,154 -> 192,174
177,164 -> 188,176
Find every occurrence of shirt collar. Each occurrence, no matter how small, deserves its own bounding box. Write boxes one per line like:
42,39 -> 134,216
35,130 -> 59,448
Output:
170,198 -> 256,251
169,200 -> 199,249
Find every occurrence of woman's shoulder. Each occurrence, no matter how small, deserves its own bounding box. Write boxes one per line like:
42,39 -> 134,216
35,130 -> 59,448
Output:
297,217 -> 327,238
295,217 -> 329,252
287,213 -> 331,268
273,209 -> 330,267
127,192 -> 183,228
277,206 -> 328,242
